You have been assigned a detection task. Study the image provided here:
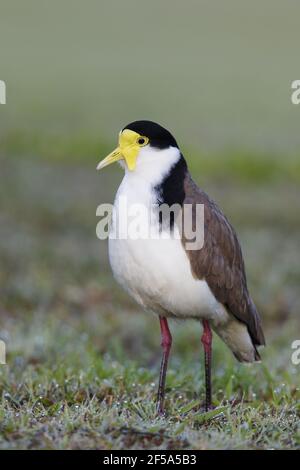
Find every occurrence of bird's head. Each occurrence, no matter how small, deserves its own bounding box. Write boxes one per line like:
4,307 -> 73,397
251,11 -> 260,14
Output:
97,120 -> 180,173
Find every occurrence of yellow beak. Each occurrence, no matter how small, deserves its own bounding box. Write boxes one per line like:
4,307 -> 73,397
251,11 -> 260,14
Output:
97,129 -> 142,171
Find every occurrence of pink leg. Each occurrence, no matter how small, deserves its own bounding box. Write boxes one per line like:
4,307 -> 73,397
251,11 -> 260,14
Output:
156,317 -> 172,415
201,320 -> 213,411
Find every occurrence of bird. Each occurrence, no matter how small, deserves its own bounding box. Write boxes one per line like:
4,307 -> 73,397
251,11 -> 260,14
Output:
97,120 -> 265,414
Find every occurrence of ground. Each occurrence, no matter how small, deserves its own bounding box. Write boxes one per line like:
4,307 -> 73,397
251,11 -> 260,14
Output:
0,156 -> 299,450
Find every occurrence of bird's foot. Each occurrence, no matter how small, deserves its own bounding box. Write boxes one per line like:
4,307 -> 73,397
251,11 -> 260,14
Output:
203,402 -> 215,412
156,402 -> 167,417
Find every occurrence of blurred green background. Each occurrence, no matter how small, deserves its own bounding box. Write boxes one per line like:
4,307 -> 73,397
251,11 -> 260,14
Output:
0,0 -> 299,449
1,0 -> 300,154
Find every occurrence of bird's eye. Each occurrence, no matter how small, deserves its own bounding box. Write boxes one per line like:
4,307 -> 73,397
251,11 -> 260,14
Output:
137,136 -> 148,146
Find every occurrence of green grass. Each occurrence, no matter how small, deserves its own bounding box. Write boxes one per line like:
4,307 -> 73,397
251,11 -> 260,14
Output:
0,310 -> 299,450
0,156 -> 299,449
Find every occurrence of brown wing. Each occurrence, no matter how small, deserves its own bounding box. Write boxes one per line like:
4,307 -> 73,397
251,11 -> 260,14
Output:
182,173 -> 265,347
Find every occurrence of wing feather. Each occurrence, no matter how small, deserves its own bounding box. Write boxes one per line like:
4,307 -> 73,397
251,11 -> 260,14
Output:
182,174 -> 265,346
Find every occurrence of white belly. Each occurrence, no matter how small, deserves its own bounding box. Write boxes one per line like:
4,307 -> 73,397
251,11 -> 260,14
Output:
109,226 -> 229,325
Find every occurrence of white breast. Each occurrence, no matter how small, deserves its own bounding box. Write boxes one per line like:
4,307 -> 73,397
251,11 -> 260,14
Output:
108,152 -> 229,325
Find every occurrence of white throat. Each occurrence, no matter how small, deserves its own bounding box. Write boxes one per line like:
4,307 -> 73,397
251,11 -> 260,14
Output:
120,145 -> 181,187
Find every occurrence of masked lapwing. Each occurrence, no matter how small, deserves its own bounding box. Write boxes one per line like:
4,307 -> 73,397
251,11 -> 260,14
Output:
97,120 -> 265,414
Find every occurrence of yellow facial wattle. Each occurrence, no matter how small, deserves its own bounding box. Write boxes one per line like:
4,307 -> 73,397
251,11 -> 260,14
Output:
97,129 -> 149,171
